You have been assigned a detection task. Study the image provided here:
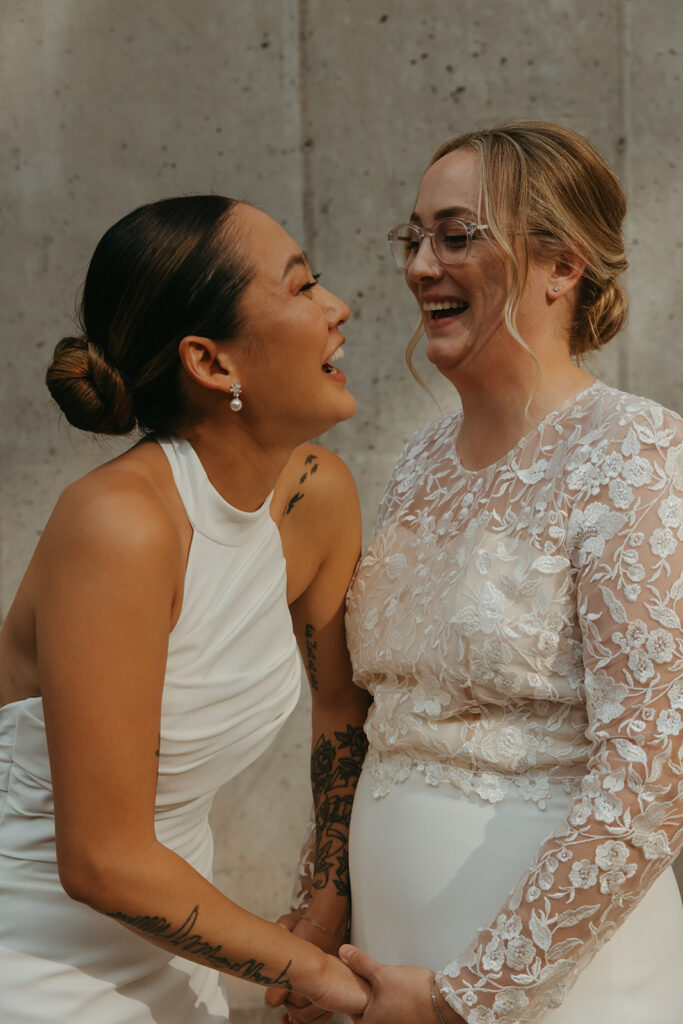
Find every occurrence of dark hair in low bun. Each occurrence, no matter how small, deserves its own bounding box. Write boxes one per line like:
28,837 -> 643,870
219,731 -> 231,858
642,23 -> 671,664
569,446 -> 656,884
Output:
46,335 -> 136,434
46,195 -> 254,435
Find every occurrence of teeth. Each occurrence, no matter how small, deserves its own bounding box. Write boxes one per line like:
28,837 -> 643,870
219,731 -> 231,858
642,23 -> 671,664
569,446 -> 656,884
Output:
422,300 -> 467,312
328,347 -> 345,362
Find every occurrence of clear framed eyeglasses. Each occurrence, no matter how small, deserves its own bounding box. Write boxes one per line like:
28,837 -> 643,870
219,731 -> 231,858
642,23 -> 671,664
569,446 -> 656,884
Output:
387,218 -> 488,270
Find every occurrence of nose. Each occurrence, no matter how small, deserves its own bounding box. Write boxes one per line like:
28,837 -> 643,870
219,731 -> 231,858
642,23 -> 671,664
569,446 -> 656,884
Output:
405,234 -> 442,288
322,286 -> 350,328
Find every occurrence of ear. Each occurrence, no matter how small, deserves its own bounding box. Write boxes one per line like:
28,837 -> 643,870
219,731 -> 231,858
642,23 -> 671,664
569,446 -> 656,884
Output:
178,335 -> 237,394
548,252 -> 586,301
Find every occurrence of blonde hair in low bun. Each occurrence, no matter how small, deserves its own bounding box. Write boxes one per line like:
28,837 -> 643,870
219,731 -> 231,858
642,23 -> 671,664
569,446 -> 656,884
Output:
46,335 -> 136,435
573,277 -> 629,355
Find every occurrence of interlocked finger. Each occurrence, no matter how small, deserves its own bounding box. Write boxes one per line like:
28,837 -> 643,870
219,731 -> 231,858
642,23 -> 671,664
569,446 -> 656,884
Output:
282,996 -> 332,1024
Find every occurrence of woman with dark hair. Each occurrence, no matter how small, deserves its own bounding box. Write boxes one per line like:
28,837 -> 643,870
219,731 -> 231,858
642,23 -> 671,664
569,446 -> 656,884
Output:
0,196 -> 370,1022
283,122 -> 683,1024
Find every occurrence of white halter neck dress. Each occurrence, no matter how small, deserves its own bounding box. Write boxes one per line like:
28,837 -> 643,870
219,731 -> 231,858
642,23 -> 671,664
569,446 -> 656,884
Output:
0,435 -> 301,1022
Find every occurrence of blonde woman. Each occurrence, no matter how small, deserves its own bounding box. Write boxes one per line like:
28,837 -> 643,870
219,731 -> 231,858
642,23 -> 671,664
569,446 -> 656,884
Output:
284,123 -> 683,1024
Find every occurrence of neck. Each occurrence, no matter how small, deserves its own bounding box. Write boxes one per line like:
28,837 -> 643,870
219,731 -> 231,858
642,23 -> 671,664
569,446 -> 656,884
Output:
448,344 -> 594,471
176,417 -> 295,512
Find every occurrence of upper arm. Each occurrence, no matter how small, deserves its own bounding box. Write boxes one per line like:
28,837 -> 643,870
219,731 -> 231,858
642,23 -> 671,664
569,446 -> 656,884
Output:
275,445 -> 365,710
571,433 -> 683,839
434,424 -> 683,1024
34,478 -> 182,892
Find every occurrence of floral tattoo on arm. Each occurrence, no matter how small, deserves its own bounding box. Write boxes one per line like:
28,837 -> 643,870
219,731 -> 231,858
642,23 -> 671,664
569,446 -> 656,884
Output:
310,725 -> 368,899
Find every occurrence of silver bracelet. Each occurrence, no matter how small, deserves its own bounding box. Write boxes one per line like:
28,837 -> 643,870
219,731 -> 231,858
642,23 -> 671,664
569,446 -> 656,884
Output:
301,915 -> 347,939
431,976 -> 448,1024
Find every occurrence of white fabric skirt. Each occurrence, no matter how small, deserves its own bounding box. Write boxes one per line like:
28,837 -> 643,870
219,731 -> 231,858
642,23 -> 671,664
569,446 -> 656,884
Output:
349,766 -> 683,1024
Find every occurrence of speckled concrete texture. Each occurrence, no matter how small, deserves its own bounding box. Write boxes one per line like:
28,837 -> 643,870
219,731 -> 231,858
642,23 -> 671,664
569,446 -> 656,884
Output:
2,1 -> 681,1018
621,0 -> 683,402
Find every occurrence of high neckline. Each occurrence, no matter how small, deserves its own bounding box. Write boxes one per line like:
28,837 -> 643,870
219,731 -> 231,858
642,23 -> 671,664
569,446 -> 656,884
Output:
157,435 -> 273,547
453,380 -> 604,476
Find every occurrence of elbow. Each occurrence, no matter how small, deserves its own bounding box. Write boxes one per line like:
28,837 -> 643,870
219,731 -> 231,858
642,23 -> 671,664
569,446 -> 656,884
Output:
58,851 -> 115,909
57,841 -> 151,912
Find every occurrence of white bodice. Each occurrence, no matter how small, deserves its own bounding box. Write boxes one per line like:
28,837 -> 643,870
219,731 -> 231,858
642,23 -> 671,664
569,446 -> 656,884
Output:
0,434 -> 301,875
346,382 -> 683,1022
0,435 -> 302,1022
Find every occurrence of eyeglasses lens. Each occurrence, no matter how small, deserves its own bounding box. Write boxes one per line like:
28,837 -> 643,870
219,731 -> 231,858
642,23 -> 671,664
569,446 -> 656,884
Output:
389,226 -> 420,269
434,220 -> 470,263
388,220 -> 471,269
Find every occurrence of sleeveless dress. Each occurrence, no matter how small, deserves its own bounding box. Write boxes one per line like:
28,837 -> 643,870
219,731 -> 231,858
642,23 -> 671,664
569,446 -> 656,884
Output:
346,382 -> 683,1024
0,435 -> 301,1022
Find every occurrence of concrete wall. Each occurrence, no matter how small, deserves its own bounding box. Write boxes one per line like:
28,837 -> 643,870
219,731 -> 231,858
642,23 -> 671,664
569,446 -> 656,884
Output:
2,1 -> 681,1019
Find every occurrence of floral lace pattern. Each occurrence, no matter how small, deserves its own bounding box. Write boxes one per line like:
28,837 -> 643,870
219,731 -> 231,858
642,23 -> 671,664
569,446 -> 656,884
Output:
346,382 -> 683,1022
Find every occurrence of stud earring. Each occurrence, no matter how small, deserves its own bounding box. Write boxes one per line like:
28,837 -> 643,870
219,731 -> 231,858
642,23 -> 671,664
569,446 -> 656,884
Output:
229,382 -> 243,412
552,286 -> 560,293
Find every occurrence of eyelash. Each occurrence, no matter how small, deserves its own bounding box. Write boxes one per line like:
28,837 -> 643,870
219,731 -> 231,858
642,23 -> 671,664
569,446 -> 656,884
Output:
300,272 -> 321,293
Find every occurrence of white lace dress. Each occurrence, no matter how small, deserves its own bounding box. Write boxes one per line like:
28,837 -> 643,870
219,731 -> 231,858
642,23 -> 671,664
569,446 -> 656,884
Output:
346,382 -> 683,1024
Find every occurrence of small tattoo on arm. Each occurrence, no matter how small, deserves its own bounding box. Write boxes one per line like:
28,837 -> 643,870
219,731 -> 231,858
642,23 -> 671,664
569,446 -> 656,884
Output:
108,905 -> 293,988
284,453 -> 319,515
285,491 -> 304,515
304,623 -> 319,691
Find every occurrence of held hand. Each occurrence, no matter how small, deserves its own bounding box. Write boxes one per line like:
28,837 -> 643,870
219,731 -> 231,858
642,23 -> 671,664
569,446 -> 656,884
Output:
306,949 -> 370,1018
264,916 -> 366,1023
265,914 -> 350,1022
339,945 -> 465,1024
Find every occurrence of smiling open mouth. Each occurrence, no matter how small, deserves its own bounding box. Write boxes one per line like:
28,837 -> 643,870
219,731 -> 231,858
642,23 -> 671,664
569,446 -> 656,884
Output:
322,347 -> 345,373
423,300 -> 469,319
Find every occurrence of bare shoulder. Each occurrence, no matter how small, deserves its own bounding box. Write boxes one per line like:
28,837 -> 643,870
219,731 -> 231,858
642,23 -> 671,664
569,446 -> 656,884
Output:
37,448 -> 184,577
272,443 -> 360,527
273,444 -> 361,603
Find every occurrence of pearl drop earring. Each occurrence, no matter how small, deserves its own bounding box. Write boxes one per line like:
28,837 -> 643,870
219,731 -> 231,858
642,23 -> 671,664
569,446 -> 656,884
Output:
229,382 -> 243,412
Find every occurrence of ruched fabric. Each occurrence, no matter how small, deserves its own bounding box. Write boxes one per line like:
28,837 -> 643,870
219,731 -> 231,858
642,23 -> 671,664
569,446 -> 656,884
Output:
0,435 -> 301,1022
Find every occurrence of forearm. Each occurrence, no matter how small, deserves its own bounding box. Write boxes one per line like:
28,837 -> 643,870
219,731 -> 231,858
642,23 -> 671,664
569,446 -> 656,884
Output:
308,694 -> 369,926
74,839 -> 329,998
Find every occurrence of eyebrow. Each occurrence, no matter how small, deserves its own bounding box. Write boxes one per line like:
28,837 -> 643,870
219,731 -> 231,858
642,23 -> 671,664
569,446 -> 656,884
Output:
281,251 -> 309,279
410,206 -> 477,224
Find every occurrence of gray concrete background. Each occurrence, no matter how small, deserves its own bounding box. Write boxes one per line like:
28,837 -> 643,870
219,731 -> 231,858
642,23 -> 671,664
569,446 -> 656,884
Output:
1,1 -> 681,1020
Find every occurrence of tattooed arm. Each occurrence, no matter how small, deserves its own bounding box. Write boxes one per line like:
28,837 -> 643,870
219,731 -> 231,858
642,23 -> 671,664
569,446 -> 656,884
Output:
32,462 -> 367,1015
273,444 -> 370,948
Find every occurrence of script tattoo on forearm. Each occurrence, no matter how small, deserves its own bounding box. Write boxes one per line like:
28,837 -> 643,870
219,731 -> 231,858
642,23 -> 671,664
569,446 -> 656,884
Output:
310,725 -> 368,899
108,905 -> 292,988
304,623 -> 319,691
285,453 -> 319,516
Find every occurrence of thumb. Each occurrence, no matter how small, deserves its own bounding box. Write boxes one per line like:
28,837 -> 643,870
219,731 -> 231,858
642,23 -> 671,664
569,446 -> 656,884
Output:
276,912 -> 302,932
338,943 -> 380,983
264,986 -> 288,1008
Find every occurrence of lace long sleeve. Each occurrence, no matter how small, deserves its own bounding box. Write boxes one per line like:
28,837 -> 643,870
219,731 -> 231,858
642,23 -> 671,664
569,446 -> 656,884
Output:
290,809 -> 316,912
437,425 -> 683,1023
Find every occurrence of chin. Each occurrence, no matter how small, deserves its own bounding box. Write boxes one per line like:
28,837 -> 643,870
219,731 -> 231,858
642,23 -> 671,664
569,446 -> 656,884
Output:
329,391 -> 358,425
307,391 -> 357,439
425,338 -> 470,372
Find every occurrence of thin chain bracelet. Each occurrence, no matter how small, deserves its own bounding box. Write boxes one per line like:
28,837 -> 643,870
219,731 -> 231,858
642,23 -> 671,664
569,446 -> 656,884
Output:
431,976 -> 448,1024
301,915 -> 348,939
